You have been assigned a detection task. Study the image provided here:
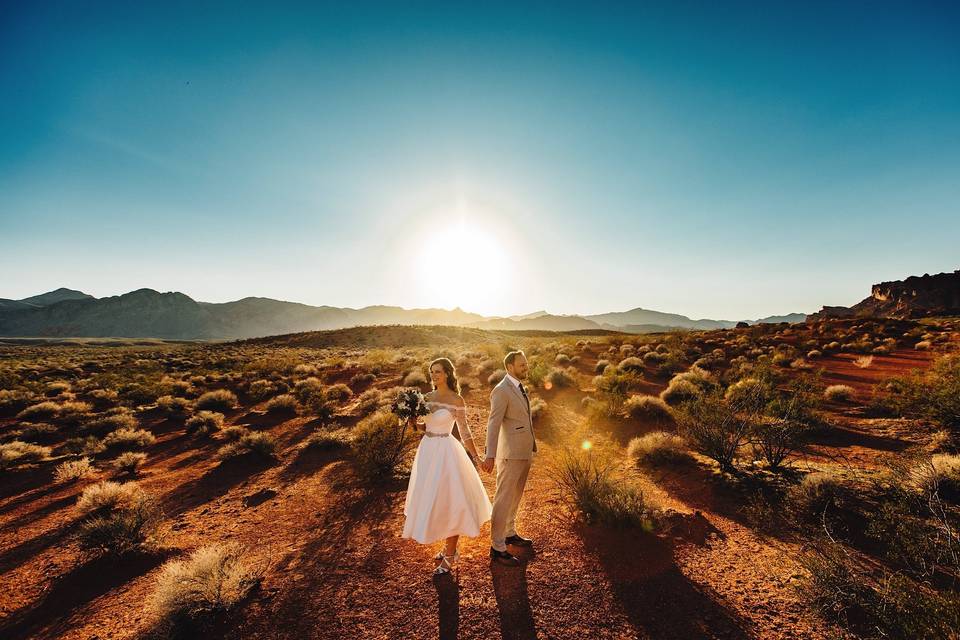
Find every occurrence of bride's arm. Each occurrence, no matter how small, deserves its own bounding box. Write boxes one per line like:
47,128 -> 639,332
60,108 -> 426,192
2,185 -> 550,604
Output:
454,402 -> 480,458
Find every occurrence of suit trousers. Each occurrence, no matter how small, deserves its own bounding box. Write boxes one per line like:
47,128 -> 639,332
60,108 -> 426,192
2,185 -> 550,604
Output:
490,457 -> 532,552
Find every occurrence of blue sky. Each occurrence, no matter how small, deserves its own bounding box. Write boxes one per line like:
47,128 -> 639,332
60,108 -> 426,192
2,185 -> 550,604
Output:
2,1 -> 958,319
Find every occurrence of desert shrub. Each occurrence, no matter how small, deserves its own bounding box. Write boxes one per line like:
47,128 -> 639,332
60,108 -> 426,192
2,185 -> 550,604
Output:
552,449 -> 655,529
786,472 -> 846,526
103,427 -> 156,450
351,411 -> 416,481
675,390 -> 755,471
293,363 -> 319,376
0,389 -> 34,414
555,353 -> 571,365
907,454 -> 960,503
807,350 -> 822,359
622,395 -> 674,424
616,357 -> 645,375
824,384 -> 854,402
642,351 -> 666,366
798,543 -> 960,639
402,370 -> 429,389
293,377 -> 325,408
594,359 -> 610,375
220,425 -> 249,441
627,432 -> 690,466
149,543 -> 262,633
56,400 -> 94,425
660,379 -> 702,406
13,422 -> 58,443
157,395 -> 192,418
355,389 -> 382,416
0,440 -> 52,470
545,367 -> 575,389
83,412 -> 138,436
217,431 -> 277,460
349,372 -> 376,388
853,355 -> 873,369
195,390 -> 237,412
185,411 -> 224,436
881,355 -> 960,430
304,429 -> 353,451
526,359 -> 550,389
325,383 -> 353,403
724,377 -> 774,413
16,401 -> 62,421
915,340 -> 932,350
113,451 -> 148,476
487,369 -> 506,386
64,435 -> 106,456
54,457 -> 95,483
247,379 -> 276,401
751,418 -> 811,469
45,381 -> 72,397
529,395 -> 547,420
265,394 -> 298,415
75,483 -> 160,556
76,480 -> 145,515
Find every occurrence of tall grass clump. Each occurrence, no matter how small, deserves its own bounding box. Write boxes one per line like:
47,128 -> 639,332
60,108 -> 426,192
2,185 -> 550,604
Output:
551,449 -> 655,529
350,411 -> 417,482
195,389 -> 238,412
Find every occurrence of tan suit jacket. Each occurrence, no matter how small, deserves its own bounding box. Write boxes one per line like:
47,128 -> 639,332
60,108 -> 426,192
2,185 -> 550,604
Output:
484,375 -> 537,460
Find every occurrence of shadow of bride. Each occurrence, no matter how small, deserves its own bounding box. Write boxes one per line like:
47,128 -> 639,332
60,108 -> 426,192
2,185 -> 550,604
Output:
490,562 -> 537,640
433,572 -> 460,639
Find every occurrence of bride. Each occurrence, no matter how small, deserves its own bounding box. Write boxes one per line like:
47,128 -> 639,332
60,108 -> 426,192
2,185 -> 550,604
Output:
402,357 -> 492,576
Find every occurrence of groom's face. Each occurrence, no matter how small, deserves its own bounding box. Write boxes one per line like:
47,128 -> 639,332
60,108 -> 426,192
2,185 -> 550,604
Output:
508,355 -> 528,380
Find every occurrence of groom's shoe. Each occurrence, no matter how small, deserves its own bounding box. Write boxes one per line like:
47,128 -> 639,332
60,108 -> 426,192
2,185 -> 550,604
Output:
505,534 -> 534,547
490,548 -> 521,567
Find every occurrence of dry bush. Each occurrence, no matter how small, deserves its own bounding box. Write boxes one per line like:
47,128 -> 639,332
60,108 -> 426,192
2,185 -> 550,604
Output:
617,357 -> 645,375
0,440 -> 52,470
355,389 -> 382,416
786,472 -> 846,526
529,395 -> 547,420
195,390 -> 237,412
217,431 -> 276,460
660,379 -> 702,406
76,480 -> 145,515
824,384 -> 854,402
325,383 -> 353,403
12,422 -> 58,443
293,377 -> 326,409
622,395 -> 674,423
149,543 -> 262,633
595,359 -> 611,374
880,355 -> 960,431
185,411 -> 224,436
551,448 -> 655,529
103,427 -> 156,450
16,401 -> 62,421
220,425 -> 249,441
247,379 -> 276,401
487,369 -> 506,386
349,372 -> 376,388
0,389 -> 34,414
627,432 -> 690,466
350,411 -> 416,481
545,367 -> 576,389
853,355 -> 874,369
907,454 -> 960,503
83,412 -> 139,436
304,429 -> 353,451
113,451 -> 148,476
54,457 -> 95,483
157,395 -> 192,418
402,370 -> 429,389
64,435 -> 106,456
264,394 -> 298,415
75,482 -> 161,556
724,377 -> 774,413
675,390 -> 757,472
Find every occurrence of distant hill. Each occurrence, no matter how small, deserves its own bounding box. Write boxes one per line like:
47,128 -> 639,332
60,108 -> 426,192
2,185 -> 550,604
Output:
809,269 -> 960,320
0,287 -> 807,340
19,287 -> 94,306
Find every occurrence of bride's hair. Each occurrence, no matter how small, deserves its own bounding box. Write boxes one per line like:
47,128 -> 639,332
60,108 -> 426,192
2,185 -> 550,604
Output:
430,357 -> 460,394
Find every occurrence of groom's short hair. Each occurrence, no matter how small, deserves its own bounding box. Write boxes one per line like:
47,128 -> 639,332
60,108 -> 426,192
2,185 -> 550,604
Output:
503,350 -> 525,369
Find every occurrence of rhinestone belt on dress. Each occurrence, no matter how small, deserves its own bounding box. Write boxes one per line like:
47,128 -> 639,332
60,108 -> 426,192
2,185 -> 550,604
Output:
423,432 -> 450,438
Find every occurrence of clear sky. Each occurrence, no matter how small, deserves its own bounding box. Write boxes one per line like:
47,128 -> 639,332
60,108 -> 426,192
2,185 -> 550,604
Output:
2,1 -> 958,320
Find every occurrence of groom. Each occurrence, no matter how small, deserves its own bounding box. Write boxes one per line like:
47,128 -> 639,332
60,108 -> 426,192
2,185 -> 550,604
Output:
480,350 -> 537,567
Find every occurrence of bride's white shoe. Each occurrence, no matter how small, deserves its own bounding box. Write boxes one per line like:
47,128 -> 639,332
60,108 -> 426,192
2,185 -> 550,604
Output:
433,549 -> 460,576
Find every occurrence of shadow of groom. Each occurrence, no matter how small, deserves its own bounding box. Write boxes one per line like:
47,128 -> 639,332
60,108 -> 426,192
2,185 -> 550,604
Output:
490,555 -> 537,640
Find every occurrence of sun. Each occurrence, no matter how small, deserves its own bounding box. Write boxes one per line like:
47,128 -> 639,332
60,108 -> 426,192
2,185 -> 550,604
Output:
416,220 -> 510,315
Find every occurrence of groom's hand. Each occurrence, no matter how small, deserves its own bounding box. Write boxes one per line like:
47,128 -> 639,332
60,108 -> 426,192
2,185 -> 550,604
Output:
480,458 -> 494,473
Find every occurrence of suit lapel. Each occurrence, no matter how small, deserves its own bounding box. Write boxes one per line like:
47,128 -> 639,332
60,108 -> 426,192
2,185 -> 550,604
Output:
504,377 -> 530,417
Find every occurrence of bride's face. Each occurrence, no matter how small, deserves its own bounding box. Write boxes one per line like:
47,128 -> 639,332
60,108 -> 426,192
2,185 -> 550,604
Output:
430,363 -> 447,389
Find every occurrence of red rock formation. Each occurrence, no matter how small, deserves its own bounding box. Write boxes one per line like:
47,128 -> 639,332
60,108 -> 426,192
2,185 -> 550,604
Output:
809,269 -> 960,320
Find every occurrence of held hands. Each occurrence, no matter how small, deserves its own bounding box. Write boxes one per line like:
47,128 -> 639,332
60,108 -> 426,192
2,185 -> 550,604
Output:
479,458 -> 495,473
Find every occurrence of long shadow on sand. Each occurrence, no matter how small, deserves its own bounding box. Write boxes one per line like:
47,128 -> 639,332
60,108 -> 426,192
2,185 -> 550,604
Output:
490,557 -> 538,640
0,549 -> 172,640
433,572 -> 461,640
160,454 -> 275,518
576,524 -> 754,640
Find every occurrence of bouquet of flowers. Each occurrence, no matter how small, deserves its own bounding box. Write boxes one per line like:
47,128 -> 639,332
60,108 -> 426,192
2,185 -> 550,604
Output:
391,388 -> 430,425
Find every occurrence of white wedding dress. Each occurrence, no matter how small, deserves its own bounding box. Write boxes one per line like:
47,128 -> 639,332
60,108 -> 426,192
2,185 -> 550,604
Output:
402,401 -> 493,544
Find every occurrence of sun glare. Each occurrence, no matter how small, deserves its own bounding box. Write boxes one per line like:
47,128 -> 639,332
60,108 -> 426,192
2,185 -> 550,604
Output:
416,219 -> 511,316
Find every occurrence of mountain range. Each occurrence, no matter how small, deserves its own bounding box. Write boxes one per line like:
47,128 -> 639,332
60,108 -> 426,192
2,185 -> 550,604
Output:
0,287 -> 806,340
